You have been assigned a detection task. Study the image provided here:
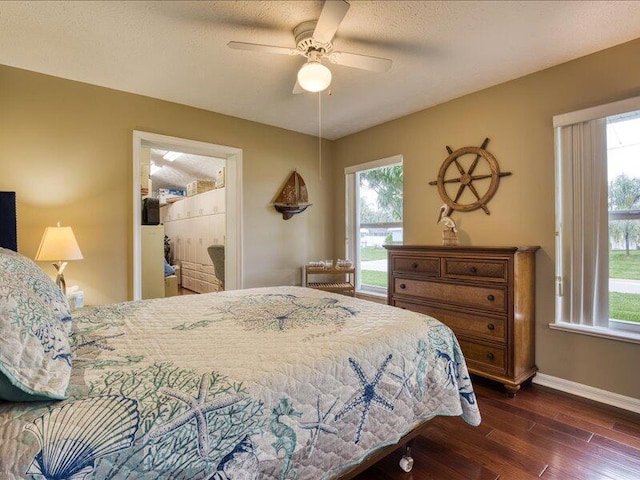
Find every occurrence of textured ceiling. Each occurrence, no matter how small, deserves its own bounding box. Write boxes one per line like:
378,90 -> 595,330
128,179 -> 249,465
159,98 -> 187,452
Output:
2,1 -> 640,139
150,150 -> 225,191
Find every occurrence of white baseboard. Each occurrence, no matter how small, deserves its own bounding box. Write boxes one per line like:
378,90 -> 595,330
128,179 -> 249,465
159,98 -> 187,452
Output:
532,373 -> 640,415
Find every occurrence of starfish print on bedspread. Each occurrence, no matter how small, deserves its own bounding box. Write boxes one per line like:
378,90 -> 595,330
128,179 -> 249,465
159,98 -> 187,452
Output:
147,373 -> 243,458
335,354 -> 394,444
388,355 -> 415,399
299,396 -> 338,457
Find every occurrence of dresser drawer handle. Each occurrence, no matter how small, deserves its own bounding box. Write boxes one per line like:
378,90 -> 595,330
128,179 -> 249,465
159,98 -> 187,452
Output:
469,266 -> 477,273
411,262 -> 418,269
487,294 -> 495,301
487,323 -> 495,331
399,283 -> 406,289
486,352 -> 495,361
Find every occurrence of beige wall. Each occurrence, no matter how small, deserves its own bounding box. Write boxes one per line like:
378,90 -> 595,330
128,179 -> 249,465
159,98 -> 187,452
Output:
0,65 -> 334,304
2,37 -> 639,399
332,38 -> 640,399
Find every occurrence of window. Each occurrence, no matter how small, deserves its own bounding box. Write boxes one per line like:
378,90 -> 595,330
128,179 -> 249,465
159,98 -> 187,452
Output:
346,156 -> 403,296
554,96 -> 640,342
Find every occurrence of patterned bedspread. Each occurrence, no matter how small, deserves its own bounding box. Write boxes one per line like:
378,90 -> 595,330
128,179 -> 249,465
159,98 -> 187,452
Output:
0,286 -> 481,479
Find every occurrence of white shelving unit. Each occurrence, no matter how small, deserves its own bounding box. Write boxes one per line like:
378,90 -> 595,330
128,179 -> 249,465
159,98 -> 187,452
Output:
161,188 -> 225,293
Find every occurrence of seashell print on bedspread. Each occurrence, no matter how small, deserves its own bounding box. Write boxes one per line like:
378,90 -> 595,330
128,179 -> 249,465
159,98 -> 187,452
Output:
0,286 -> 481,479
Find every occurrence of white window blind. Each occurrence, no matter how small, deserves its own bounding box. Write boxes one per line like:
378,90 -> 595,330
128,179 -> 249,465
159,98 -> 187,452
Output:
555,119 -> 609,327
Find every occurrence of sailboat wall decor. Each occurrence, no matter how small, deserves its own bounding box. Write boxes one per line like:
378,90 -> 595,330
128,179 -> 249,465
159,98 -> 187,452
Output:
273,170 -> 311,220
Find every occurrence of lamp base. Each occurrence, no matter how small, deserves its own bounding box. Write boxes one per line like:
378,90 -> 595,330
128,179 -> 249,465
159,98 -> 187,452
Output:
52,261 -> 68,295
55,273 -> 67,295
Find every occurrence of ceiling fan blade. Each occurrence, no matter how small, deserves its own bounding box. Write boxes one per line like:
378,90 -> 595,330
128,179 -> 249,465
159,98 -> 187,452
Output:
328,51 -> 392,72
292,80 -> 305,94
227,41 -> 300,56
313,0 -> 350,45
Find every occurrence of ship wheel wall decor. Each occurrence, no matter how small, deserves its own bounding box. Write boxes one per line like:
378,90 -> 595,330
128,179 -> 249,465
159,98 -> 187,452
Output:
428,138 -> 511,215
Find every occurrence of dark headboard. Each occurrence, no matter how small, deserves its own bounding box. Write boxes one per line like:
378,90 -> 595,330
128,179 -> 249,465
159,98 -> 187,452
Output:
0,191 -> 17,251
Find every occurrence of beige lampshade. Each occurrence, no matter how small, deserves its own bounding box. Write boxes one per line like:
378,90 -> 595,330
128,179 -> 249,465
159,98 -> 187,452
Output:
35,224 -> 83,261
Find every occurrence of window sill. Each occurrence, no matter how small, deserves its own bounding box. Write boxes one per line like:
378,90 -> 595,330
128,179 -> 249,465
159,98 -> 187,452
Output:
549,322 -> 640,345
356,288 -> 387,304
357,286 -> 386,296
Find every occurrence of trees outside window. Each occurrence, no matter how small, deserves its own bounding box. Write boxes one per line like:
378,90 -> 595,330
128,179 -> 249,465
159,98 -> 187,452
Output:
606,115 -> 640,326
608,173 -> 640,255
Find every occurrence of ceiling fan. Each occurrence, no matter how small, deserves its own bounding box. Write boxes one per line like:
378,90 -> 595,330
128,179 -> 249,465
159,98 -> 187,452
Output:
228,0 -> 392,94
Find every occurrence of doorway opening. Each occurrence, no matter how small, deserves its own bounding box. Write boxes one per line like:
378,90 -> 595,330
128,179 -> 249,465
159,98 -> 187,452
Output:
132,131 -> 243,300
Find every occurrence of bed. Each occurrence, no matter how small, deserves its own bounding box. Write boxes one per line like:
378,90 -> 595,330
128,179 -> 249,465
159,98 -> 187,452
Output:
0,247 -> 481,480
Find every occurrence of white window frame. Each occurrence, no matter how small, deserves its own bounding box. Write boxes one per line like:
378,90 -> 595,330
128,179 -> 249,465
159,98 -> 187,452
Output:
552,96 -> 640,344
345,155 -> 403,297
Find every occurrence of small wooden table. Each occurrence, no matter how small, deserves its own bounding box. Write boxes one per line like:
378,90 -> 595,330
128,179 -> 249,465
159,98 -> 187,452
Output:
303,265 -> 356,296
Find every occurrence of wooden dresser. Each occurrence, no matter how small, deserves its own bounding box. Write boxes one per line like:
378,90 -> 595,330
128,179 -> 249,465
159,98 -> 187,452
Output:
385,245 -> 539,396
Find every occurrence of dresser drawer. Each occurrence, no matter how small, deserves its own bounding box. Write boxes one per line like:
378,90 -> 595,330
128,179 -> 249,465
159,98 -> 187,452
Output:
393,256 -> 440,276
197,280 -> 218,294
442,258 -> 508,282
181,261 -> 198,271
394,278 -> 507,313
182,275 -> 196,292
393,300 -> 506,343
458,339 -> 507,374
199,264 -> 216,275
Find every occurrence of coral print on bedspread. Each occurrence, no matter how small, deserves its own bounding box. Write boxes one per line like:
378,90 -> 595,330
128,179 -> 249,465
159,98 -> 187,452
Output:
0,286 -> 480,480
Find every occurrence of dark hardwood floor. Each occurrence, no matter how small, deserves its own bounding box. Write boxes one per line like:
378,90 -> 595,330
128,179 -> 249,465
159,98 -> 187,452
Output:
353,378 -> 640,479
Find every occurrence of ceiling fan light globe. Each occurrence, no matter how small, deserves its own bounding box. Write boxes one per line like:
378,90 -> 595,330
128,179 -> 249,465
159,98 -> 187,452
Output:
297,61 -> 332,92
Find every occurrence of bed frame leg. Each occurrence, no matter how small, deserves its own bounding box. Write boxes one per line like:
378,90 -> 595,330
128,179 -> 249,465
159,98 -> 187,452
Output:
399,438 -> 414,472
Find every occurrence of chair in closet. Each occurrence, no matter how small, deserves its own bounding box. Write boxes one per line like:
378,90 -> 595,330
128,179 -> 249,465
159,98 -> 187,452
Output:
207,245 -> 225,291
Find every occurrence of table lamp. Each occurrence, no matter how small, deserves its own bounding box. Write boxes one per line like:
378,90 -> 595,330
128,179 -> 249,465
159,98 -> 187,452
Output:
35,221 -> 83,294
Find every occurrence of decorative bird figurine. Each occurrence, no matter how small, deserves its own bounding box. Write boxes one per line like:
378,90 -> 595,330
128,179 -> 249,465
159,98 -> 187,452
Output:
437,204 -> 457,232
